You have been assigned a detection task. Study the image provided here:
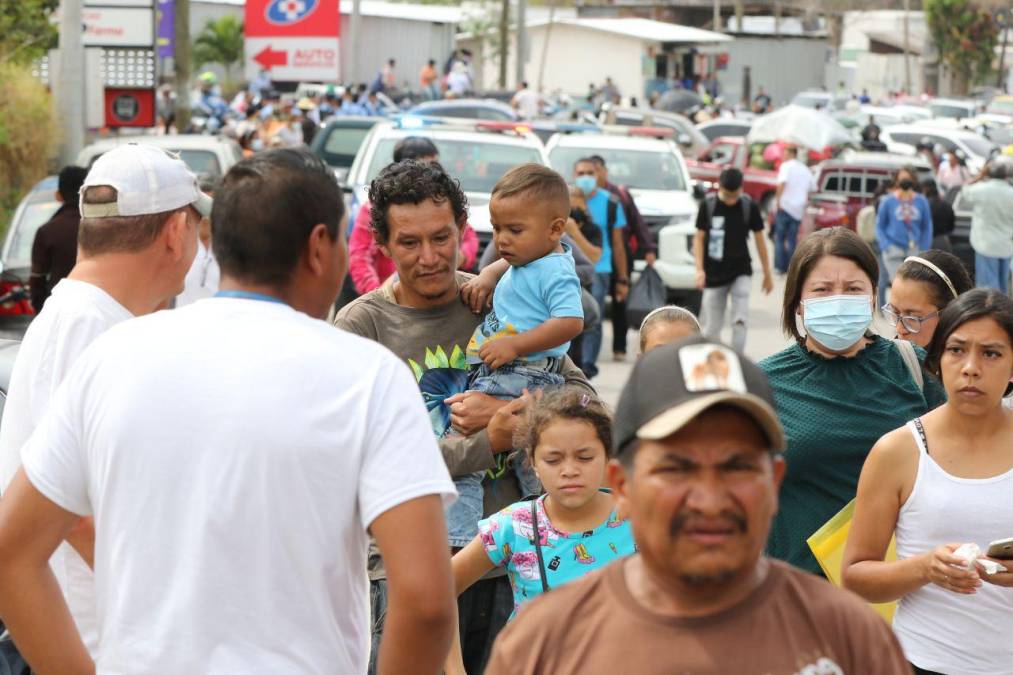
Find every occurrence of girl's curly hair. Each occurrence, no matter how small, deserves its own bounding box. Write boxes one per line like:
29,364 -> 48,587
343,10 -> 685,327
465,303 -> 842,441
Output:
513,388 -> 613,463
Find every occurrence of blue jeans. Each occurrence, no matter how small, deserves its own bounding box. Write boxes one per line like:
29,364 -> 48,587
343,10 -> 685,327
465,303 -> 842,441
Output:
583,272 -> 610,378
975,252 -> 1011,294
773,210 -> 800,273
444,359 -> 562,547
0,634 -> 29,675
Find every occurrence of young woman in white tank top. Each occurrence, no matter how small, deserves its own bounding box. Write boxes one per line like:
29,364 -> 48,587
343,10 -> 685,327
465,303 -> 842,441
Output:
841,289 -> 1013,675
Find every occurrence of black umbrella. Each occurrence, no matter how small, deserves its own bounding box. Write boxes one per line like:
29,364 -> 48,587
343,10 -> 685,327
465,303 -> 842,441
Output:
656,89 -> 703,114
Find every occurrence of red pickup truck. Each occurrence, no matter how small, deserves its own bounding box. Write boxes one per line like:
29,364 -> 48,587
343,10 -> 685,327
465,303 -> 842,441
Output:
685,137 -> 780,221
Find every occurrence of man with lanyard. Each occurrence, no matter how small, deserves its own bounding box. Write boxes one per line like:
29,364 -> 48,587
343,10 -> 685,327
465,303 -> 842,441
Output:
0,148 -> 457,675
0,143 -> 207,666
589,154 -> 656,361
484,337 -> 911,674
335,159 -> 593,675
573,157 -> 628,378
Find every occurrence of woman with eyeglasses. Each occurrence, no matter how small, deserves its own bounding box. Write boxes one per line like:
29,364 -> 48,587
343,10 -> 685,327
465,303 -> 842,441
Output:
884,250 -> 973,349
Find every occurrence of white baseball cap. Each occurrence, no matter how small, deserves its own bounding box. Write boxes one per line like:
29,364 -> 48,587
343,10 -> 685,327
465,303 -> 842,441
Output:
80,144 -> 213,219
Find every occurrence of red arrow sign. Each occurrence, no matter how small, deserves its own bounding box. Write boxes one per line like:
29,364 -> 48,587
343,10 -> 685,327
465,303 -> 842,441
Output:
254,45 -> 288,69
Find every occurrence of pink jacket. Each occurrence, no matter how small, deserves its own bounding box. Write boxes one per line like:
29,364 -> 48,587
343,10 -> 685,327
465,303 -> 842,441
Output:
348,201 -> 479,293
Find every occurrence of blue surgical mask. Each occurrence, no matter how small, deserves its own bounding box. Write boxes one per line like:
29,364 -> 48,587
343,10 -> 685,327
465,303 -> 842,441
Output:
575,175 -> 597,195
802,295 -> 873,352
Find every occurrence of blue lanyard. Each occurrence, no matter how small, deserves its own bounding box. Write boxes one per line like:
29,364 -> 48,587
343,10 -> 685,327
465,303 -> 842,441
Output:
214,290 -> 287,305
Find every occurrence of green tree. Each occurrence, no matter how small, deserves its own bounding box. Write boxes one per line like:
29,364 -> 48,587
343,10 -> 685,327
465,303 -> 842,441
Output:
925,0 -> 999,94
192,15 -> 244,94
0,0 -> 59,65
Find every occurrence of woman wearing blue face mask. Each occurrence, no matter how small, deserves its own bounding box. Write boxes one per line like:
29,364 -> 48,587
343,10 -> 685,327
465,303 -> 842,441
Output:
759,227 -> 947,576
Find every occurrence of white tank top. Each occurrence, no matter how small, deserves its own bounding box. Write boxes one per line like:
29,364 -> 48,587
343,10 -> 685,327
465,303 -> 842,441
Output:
894,419 -> 1013,674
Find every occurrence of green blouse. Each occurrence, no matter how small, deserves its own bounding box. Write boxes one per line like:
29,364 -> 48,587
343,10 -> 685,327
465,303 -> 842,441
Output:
759,336 -> 946,575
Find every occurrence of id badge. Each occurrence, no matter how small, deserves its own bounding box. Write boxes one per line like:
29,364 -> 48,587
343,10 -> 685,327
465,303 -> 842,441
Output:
708,216 -> 725,261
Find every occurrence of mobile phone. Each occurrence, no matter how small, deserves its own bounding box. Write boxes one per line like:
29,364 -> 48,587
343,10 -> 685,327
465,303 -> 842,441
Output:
987,537 -> 1013,560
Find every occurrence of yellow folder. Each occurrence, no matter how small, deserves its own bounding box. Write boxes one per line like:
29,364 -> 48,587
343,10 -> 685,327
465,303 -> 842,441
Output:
807,499 -> 897,623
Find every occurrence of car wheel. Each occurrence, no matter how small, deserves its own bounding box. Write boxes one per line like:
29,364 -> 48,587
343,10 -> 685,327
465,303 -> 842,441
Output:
666,289 -> 702,317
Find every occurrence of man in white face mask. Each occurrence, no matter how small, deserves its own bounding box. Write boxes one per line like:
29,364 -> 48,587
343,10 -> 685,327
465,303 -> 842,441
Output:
693,167 -> 773,352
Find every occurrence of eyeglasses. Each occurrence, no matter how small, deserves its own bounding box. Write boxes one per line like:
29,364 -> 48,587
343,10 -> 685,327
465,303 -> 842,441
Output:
881,305 -> 941,334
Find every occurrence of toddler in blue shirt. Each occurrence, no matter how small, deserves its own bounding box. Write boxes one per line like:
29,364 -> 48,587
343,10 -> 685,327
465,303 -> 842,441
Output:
448,164 -> 584,547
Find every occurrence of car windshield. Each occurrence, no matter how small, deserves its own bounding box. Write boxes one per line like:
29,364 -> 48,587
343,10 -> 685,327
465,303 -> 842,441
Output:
961,136 -> 998,158
366,138 -> 543,193
319,126 -> 373,168
6,198 -> 61,267
549,147 -> 687,191
793,94 -> 828,108
989,99 -> 1013,115
930,103 -> 973,119
87,148 -> 222,178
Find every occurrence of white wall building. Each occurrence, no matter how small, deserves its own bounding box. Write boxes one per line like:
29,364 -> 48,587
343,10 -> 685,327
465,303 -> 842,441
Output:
457,17 -> 730,98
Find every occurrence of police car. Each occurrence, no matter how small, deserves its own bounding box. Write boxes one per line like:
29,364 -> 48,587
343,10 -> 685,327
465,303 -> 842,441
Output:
344,117 -> 550,256
545,130 -> 702,312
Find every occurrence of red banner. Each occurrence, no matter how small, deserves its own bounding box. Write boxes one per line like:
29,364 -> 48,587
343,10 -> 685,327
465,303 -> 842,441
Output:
245,0 -> 339,38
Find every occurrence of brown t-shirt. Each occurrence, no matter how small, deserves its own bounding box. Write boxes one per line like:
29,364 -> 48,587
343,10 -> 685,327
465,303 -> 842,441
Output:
486,558 -> 910,675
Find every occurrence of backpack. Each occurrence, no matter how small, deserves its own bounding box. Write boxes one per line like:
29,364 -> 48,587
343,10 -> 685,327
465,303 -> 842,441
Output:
605,194 -> 619,234
704,193 -> 752,227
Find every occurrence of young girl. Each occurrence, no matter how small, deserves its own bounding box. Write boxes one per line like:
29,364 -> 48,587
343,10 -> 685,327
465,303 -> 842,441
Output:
843,289 -> 1013,675
443,388 -> 635,675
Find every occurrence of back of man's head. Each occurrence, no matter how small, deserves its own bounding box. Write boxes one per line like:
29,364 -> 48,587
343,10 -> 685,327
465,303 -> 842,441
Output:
213,148 -> 344,287
719,167 -> 744,193
492,164 -> 570,221
78,144 -> 210,258
57,166 -> 89,206
988,161 -> 1009,181
783,146 -> 798,159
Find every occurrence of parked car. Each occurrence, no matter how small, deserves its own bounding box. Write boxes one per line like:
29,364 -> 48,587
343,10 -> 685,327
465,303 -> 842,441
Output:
344,119 -> 549,258
408,98 -> 519,122
799,152 -> 933,240
546,131 -> 701,313
0,339 -> 21,410
309,116 -> 383,184
696,118 -> 752,142
0,175 -> 60,327
791,90 -> 849,112
986,94 -> 1013,117
880,124 -> 998,173
685,136 -> 780,222
77,135 -> 243,180
598,107 -> 710,158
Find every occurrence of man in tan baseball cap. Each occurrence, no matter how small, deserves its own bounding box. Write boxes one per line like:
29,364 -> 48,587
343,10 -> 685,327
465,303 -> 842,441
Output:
485,336 -> 910,675
0,142 -> 205,660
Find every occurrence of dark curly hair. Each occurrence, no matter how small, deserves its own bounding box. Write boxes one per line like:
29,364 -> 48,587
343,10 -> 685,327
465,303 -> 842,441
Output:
368,160 -> 468,243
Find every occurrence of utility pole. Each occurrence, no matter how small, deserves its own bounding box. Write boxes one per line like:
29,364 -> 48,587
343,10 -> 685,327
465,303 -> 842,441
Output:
57,0 -> 85,165
998,10 -> 1011,91
174,0 -> 191,132
348,0 -> 361,84
498,0 -> 509,89
537,0 -> 557,91
902,0 -> 911,95
713,0 -> 722,32
515,0 -> 527,88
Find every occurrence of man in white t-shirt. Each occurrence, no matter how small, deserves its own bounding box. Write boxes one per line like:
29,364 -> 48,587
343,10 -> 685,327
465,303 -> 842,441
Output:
0,144 -> 206,658
0,148 -> 457,675
773,146 -> 817,274
510,81 -> 541,120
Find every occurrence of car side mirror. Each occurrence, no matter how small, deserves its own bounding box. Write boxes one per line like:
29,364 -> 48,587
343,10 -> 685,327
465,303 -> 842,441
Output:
700,153 -> 712,162
692,182 -> 707,200
341,184 -> 353,194
677,133 -> 692,147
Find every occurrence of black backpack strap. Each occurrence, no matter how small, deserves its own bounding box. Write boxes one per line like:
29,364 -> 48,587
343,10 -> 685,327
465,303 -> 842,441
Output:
740,194 -> 752,224
606,196 -> 618,234
705,194 -> 718,225
529,499 -> 550,593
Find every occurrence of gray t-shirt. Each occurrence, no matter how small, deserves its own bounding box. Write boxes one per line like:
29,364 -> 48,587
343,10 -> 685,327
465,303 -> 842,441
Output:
335,273 -> 593,579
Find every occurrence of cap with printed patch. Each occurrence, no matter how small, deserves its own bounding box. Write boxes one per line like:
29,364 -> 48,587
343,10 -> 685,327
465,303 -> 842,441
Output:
614,335 -> 784,457
80,144 -> 212,219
